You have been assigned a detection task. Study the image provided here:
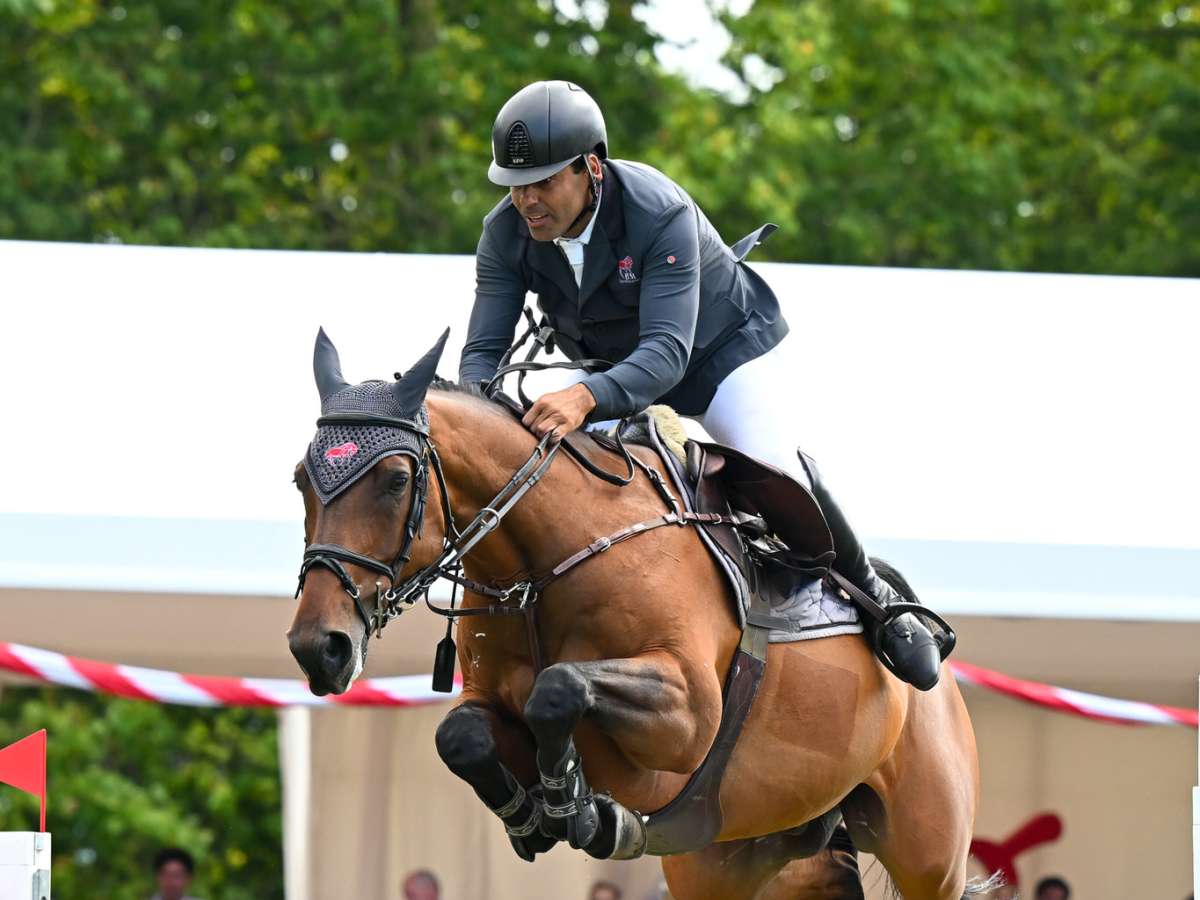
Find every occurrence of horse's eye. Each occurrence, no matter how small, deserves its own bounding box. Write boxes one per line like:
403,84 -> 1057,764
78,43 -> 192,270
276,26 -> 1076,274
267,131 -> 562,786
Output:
388,473 -> 410,495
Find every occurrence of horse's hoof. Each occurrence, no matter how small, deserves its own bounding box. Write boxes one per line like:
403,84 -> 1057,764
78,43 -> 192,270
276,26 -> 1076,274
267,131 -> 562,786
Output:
584,794 -> 647,860
538,813 -> 569,842
510,829 -> 559,862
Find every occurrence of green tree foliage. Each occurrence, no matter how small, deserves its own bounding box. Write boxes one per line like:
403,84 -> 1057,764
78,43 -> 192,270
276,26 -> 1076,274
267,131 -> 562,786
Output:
0,0 -> 1193,268
0,0 -> 693,252
702,0 -> 1200,274
0,687 -> 282,900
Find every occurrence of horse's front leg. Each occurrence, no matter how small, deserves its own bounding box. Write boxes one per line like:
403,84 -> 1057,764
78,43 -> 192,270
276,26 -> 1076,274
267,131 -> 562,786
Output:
434,700 -> 558,861
524,653 -> 718,859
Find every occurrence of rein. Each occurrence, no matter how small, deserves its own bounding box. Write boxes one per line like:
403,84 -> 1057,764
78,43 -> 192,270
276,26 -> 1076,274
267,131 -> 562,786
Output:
486,307 -> 636,487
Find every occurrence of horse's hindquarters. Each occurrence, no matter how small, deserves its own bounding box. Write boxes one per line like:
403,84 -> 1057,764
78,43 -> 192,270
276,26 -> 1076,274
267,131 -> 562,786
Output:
846,672 -> 979,899
668,649 -> 979,900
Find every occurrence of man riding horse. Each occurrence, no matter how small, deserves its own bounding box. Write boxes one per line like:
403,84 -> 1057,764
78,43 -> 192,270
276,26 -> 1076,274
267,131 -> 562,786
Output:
460,79 -> 946,691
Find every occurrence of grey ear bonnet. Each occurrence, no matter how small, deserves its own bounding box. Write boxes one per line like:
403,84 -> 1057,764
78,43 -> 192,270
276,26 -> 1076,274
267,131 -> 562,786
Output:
304,329 -> 448,504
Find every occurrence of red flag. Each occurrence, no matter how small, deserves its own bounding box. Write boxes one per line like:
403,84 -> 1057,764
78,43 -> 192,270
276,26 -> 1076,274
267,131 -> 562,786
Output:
0,730 -> 46,831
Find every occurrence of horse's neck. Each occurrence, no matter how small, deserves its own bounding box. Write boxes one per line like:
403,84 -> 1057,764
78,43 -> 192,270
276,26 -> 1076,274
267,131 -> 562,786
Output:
426,392 -> 603,584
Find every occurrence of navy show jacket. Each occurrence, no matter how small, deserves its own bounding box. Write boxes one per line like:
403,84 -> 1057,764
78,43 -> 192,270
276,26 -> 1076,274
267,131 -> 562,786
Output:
459,159 -> 789,420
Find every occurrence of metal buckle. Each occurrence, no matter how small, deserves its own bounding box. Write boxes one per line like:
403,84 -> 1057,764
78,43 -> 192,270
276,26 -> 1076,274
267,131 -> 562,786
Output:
500,582 -> 533,608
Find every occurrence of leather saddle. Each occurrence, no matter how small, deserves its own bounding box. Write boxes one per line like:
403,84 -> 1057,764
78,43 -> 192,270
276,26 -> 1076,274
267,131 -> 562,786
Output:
682,439 -> 837,609
618,413 -> 844,856
608,409 -> 839,628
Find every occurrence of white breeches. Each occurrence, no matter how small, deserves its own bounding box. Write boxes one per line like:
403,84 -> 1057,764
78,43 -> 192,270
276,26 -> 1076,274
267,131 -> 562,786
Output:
694,339 -> 812,490
521,336 -> 812,490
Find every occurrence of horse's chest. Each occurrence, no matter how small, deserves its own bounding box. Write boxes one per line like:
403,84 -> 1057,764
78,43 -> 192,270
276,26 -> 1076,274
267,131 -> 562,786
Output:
460,634 -> 536,711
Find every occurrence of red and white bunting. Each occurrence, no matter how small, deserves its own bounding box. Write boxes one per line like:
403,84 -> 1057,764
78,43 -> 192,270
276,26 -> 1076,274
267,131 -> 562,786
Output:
949,660 -> 1198,728
0,642 -> 458,708
0,641 -> 1194,728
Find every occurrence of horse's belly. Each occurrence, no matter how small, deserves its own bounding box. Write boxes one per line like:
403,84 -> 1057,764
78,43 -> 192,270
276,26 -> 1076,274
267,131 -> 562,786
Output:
715,635 -> 906,839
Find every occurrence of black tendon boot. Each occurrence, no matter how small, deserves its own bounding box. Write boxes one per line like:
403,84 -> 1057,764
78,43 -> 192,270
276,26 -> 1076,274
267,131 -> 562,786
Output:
798,452 -> 947,690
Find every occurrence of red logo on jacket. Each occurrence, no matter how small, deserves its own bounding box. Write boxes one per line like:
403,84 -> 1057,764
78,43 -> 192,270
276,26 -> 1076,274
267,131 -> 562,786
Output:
617,255 -> 637,283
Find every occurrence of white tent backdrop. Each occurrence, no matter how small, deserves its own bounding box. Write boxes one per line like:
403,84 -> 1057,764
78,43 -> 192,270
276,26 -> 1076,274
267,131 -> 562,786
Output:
1,239 -> 1197,619
3,241 -> 1198,900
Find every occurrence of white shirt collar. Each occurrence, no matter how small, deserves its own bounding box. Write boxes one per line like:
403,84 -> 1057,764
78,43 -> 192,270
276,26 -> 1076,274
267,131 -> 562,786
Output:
554,188 -> 602,248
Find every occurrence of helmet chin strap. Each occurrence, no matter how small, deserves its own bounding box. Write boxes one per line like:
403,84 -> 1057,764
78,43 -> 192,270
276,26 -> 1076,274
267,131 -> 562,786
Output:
564,154 -> 602,236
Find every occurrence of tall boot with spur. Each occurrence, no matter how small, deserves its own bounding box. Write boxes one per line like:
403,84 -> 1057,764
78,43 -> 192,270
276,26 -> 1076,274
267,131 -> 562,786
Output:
798,452 -> 949,690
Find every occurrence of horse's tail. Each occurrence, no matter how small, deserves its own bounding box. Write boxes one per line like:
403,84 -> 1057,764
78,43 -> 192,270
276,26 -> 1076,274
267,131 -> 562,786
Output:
962,872 -> 1008,897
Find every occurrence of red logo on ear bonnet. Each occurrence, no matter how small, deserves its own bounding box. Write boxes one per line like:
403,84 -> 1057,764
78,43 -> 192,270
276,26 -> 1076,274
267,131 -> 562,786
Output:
324,442 -> 359,461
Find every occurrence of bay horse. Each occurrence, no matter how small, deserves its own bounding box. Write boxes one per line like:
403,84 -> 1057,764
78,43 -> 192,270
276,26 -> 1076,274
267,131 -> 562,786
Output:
288,330 -> 985,899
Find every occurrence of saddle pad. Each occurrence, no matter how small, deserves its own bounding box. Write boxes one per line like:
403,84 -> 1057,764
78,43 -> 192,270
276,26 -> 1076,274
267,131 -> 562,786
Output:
620,412 -> 862,645
766,578 -> 863,644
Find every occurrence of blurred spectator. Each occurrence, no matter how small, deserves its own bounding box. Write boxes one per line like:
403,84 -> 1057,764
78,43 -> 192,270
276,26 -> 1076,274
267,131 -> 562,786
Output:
589,881 -> 623,900
1034,876 -> 1070,900
150,848 -> 201,900
403,869 -> 441,900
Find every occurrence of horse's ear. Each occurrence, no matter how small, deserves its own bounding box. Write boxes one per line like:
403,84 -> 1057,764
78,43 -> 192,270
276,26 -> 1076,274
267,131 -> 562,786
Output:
392,328 -> 450,415
313,327 -> 350,402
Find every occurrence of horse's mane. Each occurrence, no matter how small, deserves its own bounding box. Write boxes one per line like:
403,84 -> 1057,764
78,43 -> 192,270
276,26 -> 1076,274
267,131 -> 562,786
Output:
427,377 -> 519,421
428,376 -> 483,398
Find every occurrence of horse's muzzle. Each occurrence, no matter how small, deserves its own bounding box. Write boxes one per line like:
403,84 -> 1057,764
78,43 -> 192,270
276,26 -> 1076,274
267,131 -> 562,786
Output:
288,626 -> 358,696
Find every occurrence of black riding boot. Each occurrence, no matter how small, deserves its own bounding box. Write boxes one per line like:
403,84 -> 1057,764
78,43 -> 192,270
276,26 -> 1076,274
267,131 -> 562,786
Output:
798,452 -> 945,691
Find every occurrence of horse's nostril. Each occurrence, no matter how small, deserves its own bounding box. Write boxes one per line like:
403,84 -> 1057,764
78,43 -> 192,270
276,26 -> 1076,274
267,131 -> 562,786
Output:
321,631 -> 354,674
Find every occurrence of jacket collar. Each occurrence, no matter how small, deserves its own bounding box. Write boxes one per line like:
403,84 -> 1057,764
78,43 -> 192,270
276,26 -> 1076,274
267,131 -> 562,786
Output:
520,163 -> 625,306
577,165 -> 625,306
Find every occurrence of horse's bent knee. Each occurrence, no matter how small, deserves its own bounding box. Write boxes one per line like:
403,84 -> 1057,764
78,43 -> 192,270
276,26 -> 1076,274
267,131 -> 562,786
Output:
640,727 -> 710,774
435,704 -> 497,777
524,664 -> 593,737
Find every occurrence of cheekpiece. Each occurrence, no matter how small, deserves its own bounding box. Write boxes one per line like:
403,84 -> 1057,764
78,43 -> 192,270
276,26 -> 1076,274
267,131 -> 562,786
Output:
304,379 -> 429,505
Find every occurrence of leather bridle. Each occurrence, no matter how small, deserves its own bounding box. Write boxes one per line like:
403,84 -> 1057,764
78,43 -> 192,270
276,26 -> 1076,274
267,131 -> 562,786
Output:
293,393 -> 738,678
294,316 -> 740,681
295,421 -> 562,637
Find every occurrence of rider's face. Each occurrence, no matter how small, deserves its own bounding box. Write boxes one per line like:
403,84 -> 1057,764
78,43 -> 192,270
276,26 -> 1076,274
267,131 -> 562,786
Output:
510,155 -> 601,241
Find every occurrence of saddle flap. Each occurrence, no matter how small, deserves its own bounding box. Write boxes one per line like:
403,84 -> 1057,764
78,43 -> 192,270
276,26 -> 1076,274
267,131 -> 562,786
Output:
699,441 -> 834,565
685,443 -> 745,572
703,451 -> 726,479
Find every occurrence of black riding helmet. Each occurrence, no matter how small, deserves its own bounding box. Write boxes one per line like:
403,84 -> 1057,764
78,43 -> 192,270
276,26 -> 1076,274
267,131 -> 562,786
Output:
488,80 -> 608,187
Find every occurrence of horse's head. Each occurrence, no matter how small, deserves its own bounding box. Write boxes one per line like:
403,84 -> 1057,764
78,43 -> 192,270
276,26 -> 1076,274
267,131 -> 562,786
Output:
288,327 -> 449,695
